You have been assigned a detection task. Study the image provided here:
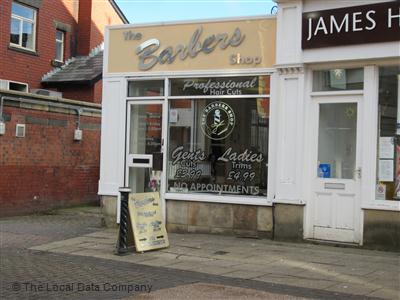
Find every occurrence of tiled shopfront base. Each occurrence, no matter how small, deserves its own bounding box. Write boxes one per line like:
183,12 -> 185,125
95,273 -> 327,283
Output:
100,196 -> 274,237
166,200 -> 273,238
100,196 -> 400,250
363,209 -> 400,251
100,196 -> 118,228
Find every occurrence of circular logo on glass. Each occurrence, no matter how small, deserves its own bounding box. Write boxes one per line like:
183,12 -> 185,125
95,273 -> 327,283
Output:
201,101 -> 235,140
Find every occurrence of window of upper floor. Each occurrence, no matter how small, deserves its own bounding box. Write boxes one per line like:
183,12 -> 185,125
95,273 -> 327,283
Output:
10,1 -> 37,52
55,30 -> 65,62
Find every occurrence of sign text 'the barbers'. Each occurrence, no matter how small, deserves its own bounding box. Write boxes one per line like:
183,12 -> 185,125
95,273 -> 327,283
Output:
132,26 -> 245,70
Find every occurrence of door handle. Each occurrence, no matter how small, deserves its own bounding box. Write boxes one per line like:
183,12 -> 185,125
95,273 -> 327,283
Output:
354,167 -> 362,179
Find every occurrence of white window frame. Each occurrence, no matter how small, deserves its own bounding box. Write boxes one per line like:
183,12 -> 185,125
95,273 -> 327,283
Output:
307,63 -> 400,213
10,1 -> 37,51
363,64 -> 400,212
55,29 -> 65,62
124,72 -> 275,207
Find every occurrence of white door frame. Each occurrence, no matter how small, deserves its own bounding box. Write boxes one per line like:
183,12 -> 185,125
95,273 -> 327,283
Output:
125,100 -> 166,222
304,92 -> 364,244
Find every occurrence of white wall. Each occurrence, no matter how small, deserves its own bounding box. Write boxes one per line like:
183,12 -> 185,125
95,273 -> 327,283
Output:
274,70 -> 305,203
273,0 -> 399,206
98,78 -> 126,196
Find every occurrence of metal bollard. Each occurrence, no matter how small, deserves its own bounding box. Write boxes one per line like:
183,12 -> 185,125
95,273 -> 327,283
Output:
116,187 -> 131,255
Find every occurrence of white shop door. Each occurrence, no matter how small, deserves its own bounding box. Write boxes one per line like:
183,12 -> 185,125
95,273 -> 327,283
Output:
310,96 -> 362,243
125,101 -> 164,193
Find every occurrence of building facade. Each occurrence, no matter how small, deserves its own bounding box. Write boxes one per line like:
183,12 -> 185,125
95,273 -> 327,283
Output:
274,0 -> 399,250
100,0 -> 399,250
0,0 -> 127,103
100,17 -> 277,238
0,0 -> 128,216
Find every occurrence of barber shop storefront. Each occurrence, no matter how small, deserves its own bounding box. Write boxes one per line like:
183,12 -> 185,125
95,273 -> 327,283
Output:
101,0 -> 399,250
100,17 -> 278,238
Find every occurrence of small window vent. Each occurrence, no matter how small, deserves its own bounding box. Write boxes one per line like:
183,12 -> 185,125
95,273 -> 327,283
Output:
9,81 -> 28,92
0,79 -> 28,93
16,124 -> 26,138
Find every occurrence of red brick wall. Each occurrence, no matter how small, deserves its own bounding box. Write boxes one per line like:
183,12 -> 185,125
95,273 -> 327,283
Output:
58,83 -> 102,104
1,0 -> 125,102
59,85 -> 95,102
0,105 -> 101,217
93,80 -> 103,104
77,0 -> 92,56
90,1 -> 125,50
0,0 -> 78,90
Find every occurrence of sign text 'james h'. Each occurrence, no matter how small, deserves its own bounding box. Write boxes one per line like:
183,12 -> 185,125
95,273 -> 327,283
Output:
302,1 -> 400,49
132,26 -> 245,70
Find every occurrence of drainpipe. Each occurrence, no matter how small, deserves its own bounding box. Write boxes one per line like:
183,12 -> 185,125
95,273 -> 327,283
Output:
272,195 -> 276,240
0,96 -> 5,135
0,96 -> 4,121
76,108 -> 82,129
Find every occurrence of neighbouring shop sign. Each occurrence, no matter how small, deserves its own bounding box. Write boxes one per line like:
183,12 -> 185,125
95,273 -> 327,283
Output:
302,1 -> 400,49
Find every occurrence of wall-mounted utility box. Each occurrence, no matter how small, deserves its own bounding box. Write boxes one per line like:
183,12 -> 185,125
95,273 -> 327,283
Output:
16,124 -> 25,138
74,129 -> 82,141
0,121 -> 5,135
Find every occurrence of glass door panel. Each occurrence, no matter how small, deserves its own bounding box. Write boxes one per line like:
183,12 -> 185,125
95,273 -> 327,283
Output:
317,103 -> 357,179
127,103 -> 163,193
129,104 -> 162,154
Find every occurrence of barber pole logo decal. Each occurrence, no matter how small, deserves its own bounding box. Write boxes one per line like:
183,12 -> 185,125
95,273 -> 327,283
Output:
201,101 -> 235,140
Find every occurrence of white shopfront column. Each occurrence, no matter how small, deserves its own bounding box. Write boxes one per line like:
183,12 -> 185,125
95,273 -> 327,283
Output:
275,68 -> 305,203
99,78 -> 126,196
274,0 -> 306,204
99,77 -> 127,222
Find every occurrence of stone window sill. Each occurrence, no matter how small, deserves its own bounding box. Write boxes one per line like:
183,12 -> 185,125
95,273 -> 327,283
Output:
8,45 -> 39,57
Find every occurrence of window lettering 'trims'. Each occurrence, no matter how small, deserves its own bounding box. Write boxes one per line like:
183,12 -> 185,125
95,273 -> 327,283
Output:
201,101 -> 235,140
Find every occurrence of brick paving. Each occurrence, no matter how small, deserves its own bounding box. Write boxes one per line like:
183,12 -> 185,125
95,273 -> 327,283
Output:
0,207 -> 397,299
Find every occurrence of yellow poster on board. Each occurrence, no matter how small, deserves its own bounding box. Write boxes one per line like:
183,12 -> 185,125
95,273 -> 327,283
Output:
128,192 -> 169,252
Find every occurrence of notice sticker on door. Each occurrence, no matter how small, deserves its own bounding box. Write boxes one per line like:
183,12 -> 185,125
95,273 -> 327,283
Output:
318,163 -> 331,178
378,160 -> 394,182
376,183 -> 386,200
379,137 -> 394,159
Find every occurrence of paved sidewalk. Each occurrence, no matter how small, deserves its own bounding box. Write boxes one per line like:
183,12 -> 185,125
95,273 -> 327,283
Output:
30,229 -> 400,299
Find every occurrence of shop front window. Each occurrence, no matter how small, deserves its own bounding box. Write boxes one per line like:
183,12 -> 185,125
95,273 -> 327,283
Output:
376,66 -> 400,201
128,80 -> 164,97
313,68 -> 363,91
167,76 -> 270,196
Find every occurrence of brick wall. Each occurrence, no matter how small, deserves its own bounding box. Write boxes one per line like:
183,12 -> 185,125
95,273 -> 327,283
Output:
59,85 -> 95,103
0,104 -> 101,217
90,0 -> 125,50
93,80 -> 103,104
1,0 -> 125,102
57,81 -> 103,104
77,0 -> 92,56
0,0 -> 78,90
